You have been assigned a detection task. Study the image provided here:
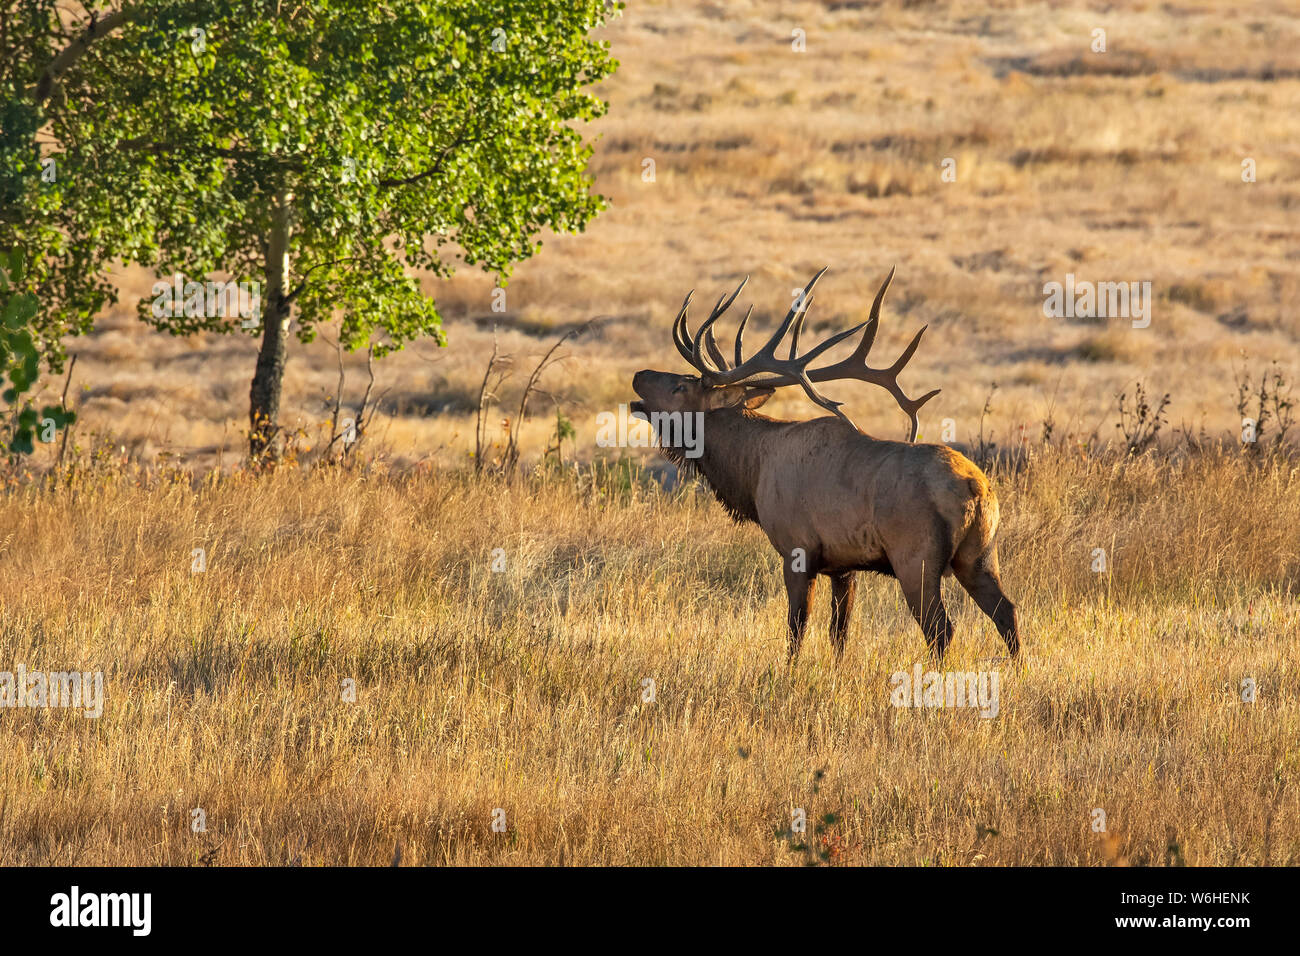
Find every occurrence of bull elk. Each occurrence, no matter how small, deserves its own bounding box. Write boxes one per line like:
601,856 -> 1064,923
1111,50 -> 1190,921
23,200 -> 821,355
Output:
630,267 -> 1019,662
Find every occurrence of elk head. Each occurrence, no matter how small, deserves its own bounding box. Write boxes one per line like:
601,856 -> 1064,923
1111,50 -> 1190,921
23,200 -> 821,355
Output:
631,267 -> 941,439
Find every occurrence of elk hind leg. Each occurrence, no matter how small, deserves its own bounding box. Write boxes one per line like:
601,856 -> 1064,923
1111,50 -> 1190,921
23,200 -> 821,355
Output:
953,548 -> 1020,657
828,571 -> 857,661
895,556 -> 953,662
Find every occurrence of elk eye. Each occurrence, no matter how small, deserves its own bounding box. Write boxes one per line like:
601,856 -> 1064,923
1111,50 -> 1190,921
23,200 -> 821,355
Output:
672,383 -> 687,394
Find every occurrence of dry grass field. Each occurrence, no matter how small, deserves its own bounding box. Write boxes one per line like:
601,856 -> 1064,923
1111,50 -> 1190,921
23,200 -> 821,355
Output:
0,450 -> 1298,865
3,0 -> 1300,866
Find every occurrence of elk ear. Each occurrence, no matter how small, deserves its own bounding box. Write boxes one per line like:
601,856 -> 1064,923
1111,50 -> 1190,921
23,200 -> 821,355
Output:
741,387 -> 774,409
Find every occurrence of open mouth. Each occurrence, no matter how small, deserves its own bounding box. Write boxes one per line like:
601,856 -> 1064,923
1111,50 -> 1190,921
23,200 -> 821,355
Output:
628,400 -> 648,420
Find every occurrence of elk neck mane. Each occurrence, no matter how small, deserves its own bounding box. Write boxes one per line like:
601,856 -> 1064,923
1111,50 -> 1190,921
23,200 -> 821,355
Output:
662,407 -> 785,524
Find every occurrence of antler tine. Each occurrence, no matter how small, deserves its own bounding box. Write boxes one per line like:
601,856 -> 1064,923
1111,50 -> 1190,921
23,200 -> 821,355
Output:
846,264 -> 894,362
787,294 -> 812,360
901,388 -> 942,441
705,267 -> 828,384
672,290 -> 697,365
792,368 -> 857,429
759,267 -> 826,361
869,265 -> 895,324
734,304 -> 753,368
716,275 -> 750,318
702,292 -> 731,370
888,323 -> 928,375
690,275 -> 749,377
691,316 -> 722,374
865,343 -> 941,440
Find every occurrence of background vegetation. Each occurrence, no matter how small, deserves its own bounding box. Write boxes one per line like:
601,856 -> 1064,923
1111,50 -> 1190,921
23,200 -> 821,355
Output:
17,0 -> 1296,471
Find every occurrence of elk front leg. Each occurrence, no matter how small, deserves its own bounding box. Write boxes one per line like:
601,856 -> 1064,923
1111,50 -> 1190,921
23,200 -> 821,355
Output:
828,571 -> 857,660
896,557 -> 953,662
783,563 -> 817,661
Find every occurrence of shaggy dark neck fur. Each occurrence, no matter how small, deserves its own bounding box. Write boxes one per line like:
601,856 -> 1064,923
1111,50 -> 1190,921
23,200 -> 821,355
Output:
660,407 -> 783,524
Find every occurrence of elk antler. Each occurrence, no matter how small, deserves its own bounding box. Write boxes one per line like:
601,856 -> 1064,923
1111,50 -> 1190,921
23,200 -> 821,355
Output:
672,276 -> 747,372
675,267 -> 940,441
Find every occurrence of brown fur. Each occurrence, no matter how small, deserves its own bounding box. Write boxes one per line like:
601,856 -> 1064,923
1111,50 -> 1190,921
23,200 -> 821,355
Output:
631,371 -> 1020,662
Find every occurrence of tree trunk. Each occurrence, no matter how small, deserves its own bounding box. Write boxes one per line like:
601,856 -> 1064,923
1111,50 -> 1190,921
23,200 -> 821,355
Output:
249,190 -> 293,461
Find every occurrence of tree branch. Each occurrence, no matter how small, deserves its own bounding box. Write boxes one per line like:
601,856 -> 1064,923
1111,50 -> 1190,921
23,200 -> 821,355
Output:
376,127 -> 475,189
282,256 -> 364,306
116,136 -> 277,163
33,7 -> 133,106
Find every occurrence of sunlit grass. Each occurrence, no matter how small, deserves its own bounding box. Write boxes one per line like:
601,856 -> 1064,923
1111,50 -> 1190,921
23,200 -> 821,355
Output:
0,448 -> 1296,865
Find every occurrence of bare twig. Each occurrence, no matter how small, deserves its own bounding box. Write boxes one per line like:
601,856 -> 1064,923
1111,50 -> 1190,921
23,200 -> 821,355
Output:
475,330 -> 509,474
56,353 -> 77,471
319,338 -> 389,465
344,346 -> 382,461
502,322 -> 593,472
329,335 -> 344,451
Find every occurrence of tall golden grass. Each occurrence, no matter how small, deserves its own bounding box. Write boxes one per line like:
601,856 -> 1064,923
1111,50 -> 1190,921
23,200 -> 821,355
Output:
1,446 -> 1296,865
